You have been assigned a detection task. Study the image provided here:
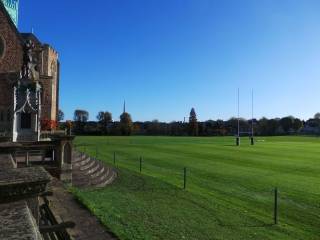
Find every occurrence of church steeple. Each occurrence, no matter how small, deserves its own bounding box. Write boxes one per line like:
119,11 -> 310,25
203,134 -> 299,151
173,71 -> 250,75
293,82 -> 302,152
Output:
123,100 -> 126,113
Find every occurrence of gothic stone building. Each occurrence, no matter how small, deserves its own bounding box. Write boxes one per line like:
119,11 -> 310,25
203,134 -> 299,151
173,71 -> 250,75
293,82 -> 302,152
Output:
0,1 -> 59,141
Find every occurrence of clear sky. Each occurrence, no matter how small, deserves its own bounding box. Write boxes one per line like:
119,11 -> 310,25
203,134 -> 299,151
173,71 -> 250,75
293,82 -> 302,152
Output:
18,0 -> 320,122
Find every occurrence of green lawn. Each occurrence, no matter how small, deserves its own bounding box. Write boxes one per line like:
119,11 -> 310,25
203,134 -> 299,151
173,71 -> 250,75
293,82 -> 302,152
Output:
72,136 -> 320,240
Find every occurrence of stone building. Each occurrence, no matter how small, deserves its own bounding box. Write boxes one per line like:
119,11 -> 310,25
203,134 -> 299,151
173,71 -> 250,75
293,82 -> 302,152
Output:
0,2 -> 76,238
0,2 -> 118,239
0,0 -> 59,141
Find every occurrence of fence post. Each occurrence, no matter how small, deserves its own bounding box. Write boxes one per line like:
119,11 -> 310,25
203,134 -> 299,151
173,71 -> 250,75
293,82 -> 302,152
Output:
183,167 -> 187,190
274,187 -> 278,225
113,152 -> 116,165
140,157 -> 142,173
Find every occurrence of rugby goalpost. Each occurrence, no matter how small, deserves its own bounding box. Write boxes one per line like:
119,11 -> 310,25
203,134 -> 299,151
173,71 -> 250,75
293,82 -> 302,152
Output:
236,89 -> 255,146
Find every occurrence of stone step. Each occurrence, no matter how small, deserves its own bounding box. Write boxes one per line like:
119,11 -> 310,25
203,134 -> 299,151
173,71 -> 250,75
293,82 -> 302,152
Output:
95,171 -> 117,188
72,157 -> 88,166
72,165 -> 106,183
73,169 -> 116,188
80,159 -> 96,171
90,172 -> 108,186
73,157 -> 91,168
73,155 -> 90,164
71,151 -> 117,189
90,167 -> 114,186
90,166 -> 106,179
73,153 -> 88,163
84,162 -> 101,176
72,152 -> 83,160
104,171 -> 117,185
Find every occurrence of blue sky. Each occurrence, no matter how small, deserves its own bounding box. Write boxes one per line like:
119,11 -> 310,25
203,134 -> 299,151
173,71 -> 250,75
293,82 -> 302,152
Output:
18,0 -> 320,122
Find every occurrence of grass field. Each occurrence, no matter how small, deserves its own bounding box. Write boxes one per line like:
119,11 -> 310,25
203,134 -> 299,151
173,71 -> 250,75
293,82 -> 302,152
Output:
72,136 -> 319,240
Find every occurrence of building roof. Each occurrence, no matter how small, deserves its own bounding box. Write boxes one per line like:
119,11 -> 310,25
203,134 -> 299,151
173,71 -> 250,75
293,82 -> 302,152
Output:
0,0 -> 19,26
1,2 -> 57,55
0,1 -> 23,44
20,33 -> 42,46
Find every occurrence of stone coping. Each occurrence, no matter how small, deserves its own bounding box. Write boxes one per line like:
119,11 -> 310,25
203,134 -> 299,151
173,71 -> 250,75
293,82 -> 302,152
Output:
0,201 -> 43,240
0,154 -> 15,169
0,137 -> 74,153
0,167 -> 51,203
0,142 -> 23,148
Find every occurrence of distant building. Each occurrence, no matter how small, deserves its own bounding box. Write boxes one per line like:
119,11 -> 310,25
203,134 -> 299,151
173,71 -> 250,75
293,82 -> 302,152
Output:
0,1 -> 59,141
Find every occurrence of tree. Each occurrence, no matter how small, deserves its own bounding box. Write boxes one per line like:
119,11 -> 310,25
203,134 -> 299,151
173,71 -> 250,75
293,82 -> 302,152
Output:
279,116 -> 294,133
293,118 -> 303,132
97,111 -> 112,134
314,113 -> 320,119
58,109 -> 64,122
215,119 -> 226,135
73,109 -> 89,134
227,117 -> 239,134
258,117 -> 269,135
267,119 -> 280,135
120,112 -> 133,135
74,110 -> 89,122
146,120 -> 161,135
189,108 -> 198,136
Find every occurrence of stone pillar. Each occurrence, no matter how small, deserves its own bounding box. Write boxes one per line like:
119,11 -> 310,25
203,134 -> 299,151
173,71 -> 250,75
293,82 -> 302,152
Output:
12,87 -> 18,142
53,136 -> 75,185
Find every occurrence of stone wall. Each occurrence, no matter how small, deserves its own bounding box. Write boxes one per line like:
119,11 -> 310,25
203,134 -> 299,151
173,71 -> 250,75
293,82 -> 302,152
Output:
0,6 -> 22,73
0,5 -> 59,135
40,46 -> 59,122
0,6 -> 22,133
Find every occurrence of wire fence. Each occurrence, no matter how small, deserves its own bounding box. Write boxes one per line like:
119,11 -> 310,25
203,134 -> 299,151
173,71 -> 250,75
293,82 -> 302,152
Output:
74,144 -> 319,230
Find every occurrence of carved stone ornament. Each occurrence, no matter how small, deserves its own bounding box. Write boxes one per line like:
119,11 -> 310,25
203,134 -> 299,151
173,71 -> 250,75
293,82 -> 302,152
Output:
21,40 -> 39,82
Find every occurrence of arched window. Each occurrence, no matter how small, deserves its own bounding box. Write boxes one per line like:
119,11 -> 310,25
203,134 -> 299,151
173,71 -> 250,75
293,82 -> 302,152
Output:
63,143 -> 72,164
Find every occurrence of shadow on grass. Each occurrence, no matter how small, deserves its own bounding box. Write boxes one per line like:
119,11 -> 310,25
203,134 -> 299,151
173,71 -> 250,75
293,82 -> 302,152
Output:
68,188 -> 121,240
218,222 -> 275,228
75,167 -> 275,235
112,170 -> 276,229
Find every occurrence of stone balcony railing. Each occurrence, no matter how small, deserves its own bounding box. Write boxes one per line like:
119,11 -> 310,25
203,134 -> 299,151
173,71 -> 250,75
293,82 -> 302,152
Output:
40,130 -> 67,140
0,154 -> 51,240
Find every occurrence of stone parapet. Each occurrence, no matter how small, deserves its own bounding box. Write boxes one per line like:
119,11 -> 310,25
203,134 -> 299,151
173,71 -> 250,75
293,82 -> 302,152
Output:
0,166 -> 51,204
0,201 -> 43,240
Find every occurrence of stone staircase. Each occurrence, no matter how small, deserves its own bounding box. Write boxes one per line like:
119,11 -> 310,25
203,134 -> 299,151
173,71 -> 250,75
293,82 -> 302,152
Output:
72,151 -> 117,188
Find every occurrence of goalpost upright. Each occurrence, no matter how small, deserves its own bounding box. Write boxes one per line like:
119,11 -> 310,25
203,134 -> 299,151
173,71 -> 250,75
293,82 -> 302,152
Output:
250,89 -> 254,145
236,88 -> 255,146
236,88 -> 240,146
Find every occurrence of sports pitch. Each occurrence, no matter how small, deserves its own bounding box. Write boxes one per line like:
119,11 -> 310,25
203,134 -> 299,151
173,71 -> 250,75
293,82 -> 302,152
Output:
73,136 -> 319,240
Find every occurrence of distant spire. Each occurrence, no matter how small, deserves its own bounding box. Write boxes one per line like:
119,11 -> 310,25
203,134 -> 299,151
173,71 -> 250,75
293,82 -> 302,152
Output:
123,100 -> 126,113
31,27 -> 34,34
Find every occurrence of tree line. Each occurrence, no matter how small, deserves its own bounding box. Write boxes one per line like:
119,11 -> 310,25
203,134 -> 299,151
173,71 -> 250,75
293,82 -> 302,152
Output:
57,109 -> 320,136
